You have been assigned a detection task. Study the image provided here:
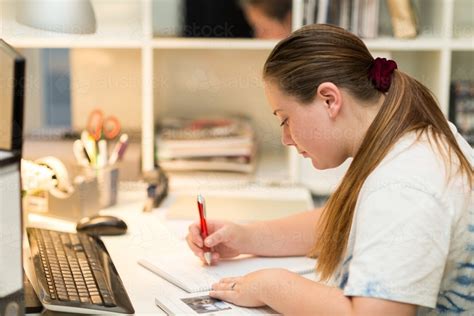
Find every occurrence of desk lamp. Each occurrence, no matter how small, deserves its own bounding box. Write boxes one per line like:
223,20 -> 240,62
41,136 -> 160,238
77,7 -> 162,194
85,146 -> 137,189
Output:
16,0 -> 97,34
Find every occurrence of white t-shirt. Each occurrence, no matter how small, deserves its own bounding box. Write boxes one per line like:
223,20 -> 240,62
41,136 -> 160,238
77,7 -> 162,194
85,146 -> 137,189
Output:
334,122 -> 473,315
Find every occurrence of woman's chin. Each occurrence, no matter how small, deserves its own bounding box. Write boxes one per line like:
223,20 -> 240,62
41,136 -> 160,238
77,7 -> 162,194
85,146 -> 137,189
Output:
310,157 -> 324,170
311,157 -> 348,170
310,158 -> 337,170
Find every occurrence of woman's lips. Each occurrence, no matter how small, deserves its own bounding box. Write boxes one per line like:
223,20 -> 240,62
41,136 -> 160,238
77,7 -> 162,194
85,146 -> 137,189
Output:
299,151 -> 309,157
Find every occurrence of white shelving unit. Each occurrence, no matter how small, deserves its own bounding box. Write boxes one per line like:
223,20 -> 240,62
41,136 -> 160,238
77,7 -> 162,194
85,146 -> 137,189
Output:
1,0 -> 472,194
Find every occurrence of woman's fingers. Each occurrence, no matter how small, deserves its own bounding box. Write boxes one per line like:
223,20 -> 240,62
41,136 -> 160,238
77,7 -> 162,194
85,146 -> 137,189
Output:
205,225 -> 231,247
188,223 -> 203,247
187,223 -> 221,264
219,277 -> 238,283
210,277 -> 240,303
212,282 -> 237,291
209,290 -> 237,304
211,277 -> 239,291
185,233 -> 205,261
186,221 -> 239,264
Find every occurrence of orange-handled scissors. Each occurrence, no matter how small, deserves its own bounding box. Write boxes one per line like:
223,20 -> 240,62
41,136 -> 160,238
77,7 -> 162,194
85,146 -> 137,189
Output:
86,109 -> 121,141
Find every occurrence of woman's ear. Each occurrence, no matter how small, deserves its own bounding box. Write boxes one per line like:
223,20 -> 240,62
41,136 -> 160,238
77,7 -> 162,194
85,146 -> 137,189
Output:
316,82 -> 342,119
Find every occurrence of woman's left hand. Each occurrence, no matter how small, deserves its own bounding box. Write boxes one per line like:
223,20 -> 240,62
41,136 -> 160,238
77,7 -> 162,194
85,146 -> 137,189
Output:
209,268 -> 284,307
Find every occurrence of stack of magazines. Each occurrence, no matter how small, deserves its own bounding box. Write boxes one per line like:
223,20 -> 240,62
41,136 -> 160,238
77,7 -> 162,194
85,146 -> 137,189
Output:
155,117 -> 257,173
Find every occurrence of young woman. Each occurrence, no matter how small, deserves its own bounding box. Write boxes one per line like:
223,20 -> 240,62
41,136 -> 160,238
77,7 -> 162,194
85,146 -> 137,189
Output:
186,24 -> 473,315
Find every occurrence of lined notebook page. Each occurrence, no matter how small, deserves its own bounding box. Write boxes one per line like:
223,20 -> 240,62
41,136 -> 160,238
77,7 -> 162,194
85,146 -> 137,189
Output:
139,245 -> 316,293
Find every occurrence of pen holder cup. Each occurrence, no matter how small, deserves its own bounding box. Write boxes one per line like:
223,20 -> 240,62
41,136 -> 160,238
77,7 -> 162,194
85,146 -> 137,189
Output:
47,176 -> 101,220
82,166 -> 119,209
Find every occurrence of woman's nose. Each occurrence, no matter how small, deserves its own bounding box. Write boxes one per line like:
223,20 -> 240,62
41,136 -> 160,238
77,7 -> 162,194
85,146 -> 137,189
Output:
281,126 -> 295,147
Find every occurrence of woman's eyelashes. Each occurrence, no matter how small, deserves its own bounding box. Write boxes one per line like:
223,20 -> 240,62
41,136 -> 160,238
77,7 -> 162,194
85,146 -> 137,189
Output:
280,118 -> 288,127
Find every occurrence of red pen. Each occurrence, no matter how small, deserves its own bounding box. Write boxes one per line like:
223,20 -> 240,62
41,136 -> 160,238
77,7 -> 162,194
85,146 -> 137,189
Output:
197,194 -> 212,265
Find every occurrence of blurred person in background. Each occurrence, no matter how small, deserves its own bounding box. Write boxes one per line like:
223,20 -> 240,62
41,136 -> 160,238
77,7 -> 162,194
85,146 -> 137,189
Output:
240,0 -> 292,39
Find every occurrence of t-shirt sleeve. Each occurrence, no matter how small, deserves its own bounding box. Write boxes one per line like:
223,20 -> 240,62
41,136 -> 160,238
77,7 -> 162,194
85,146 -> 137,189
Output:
343,183 -> 451,308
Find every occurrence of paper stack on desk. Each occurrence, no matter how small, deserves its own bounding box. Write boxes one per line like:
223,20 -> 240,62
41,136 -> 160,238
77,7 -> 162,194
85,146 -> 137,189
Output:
156,117 -> 257,173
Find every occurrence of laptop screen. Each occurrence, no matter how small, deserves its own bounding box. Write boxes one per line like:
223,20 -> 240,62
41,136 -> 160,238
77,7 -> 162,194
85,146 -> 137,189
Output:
0,39 -> 25,153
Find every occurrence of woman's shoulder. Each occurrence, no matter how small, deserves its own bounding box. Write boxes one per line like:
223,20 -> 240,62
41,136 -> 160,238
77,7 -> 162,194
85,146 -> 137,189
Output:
363,124 -> 472,201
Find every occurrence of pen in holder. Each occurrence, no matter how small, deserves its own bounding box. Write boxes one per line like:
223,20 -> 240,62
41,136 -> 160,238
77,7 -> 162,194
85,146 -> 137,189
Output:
83,166 -> 119,209
74,124 -> 127,209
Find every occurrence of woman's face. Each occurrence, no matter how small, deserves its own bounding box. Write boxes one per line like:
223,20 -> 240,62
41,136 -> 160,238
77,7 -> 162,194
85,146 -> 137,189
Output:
264,81 -> 348,170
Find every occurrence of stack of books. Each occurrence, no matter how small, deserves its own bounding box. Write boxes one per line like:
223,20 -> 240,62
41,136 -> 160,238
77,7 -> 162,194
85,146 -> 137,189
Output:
303,0 -> 417,39
450,80 -> 474,146
155,117 -> 257,173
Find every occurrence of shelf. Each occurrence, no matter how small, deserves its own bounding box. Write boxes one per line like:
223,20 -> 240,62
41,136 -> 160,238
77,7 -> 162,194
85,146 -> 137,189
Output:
0,0 -> 144,48
11,37 -> 470,51
450,39 -> 474,51
6,0 -> 473,192
2,38 -> 144,49
151,37 -> 458,52
364,37 -> 449,51
152,38 -> 278,50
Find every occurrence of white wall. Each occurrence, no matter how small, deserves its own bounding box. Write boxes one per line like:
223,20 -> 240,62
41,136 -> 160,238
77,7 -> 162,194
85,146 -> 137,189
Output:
70,48 -> 142,131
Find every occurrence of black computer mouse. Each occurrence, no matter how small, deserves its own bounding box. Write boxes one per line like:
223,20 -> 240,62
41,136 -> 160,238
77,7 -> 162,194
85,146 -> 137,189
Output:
76,215 -> 127,236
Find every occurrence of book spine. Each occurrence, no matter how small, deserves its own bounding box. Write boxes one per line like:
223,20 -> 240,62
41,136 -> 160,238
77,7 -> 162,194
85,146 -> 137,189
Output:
351,0 -> 360,34
339,0 -> 351,30
317,0 -> 329,23
386,0 -> 418,38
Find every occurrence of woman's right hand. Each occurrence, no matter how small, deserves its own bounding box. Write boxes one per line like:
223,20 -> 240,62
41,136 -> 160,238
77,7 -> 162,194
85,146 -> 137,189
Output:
186,220 -> 246,264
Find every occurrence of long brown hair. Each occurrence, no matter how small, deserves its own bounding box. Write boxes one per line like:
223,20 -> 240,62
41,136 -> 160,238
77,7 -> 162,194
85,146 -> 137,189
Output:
263,24 -> 473,280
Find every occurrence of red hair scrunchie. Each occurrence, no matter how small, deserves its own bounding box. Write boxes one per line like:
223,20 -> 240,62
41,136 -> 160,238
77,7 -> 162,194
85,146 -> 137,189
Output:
368,57 -> 398,92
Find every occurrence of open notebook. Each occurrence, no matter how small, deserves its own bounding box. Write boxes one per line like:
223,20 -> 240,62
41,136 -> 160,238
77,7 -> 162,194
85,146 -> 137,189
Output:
138,246 -> 316,293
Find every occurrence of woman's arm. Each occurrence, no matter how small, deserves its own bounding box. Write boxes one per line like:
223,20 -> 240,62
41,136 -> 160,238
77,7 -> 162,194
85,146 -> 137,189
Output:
210,269 -> 417,316
259,270 -> 417,316
240,206 -> 323,257
186,206 -> 323,263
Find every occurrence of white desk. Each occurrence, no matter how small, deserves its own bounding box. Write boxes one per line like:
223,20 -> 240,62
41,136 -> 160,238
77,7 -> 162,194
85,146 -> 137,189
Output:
27,186 -> 315,315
